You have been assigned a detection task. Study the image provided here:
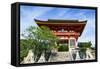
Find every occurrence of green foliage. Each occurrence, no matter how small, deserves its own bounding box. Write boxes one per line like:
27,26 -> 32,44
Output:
20,40 -> 29,62
58,44 -> 69,51
78,41 -> 92,49
44,49 -> 51,61
20,26 -> 58,62
90,47 -> 95,50
77,42 -> 92,59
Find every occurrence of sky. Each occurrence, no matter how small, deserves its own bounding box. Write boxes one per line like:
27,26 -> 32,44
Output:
20,5 -> 96,46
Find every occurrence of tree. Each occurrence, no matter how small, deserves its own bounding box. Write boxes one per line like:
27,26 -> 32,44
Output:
20,26 -> 58,62
78,41 -> 92,59
20,39 -> 29,62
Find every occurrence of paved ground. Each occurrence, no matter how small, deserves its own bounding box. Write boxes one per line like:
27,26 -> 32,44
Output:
48,52 -> 72,62
21,49 -> 95,64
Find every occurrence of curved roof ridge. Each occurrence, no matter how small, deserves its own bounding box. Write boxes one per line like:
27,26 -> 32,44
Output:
34,19 -> 87,23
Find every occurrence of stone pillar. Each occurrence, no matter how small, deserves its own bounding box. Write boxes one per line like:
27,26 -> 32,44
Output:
21,49 -> 34,64
38,53 -> 45,62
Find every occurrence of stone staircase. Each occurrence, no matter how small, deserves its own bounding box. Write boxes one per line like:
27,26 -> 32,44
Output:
48,52 -> 72,62
21,48 -> 95,64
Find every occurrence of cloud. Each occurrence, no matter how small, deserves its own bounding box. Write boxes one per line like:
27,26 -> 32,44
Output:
75,10 -> 96,45
20,5 -> 96,46
20,6 -> 54,34
21,6 -> 54,18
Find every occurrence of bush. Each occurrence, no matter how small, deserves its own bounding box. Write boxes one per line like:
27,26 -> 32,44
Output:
78,41 -> 92,52
78,41 -> 92,59
20,39 -> 29,62
58,44 -> 69,51
78,41 -> 92,49
20,39 -> 35,62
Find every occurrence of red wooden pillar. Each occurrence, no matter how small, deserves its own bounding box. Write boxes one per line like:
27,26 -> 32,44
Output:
68,33 -> 70,51
74,38 -> 76,48
74,32 -> 77,48
68,37 -> 70,50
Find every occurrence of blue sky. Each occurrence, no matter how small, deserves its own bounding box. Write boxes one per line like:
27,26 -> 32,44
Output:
20,5 -> 96,46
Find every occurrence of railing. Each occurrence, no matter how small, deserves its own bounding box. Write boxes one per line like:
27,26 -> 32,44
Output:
53,32 -> 80,36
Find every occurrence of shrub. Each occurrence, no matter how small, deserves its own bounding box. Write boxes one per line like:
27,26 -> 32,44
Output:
78,41 -> 92,59
20,39 -> 29,62
58,44 -> 69,51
